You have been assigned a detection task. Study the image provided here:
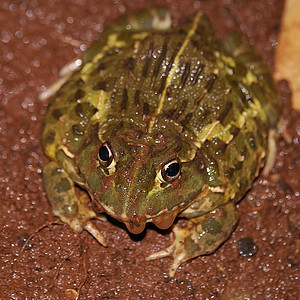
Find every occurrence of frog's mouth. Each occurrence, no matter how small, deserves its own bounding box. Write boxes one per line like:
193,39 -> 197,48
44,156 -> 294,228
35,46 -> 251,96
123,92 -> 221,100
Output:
123,210 -> 178,234
99,200 -> 179,234
93,195 -> 179,234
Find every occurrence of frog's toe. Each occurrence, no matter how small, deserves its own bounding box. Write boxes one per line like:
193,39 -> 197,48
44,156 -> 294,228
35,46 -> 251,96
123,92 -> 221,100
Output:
146,244 -> 189,277
84,221 -> 107,247
145,225 -> 195,276
146,245 -> 174,261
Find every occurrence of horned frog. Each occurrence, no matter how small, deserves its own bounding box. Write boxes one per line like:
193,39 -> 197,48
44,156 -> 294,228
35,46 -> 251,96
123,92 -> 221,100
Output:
42,7 -> 280,276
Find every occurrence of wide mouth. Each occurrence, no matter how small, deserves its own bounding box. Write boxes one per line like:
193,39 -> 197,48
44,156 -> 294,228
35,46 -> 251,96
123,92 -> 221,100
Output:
91,187 -> 185,235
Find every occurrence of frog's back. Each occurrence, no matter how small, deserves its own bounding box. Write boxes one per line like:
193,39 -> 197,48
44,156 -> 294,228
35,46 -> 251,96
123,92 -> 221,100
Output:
43,12 -> 223,157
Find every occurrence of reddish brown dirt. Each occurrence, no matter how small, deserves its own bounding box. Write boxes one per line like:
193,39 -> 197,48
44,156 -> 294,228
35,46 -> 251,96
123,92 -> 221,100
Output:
0,0 -> 299,299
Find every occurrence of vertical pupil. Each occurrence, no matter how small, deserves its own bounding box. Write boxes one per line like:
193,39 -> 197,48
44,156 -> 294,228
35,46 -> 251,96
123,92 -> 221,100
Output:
165,162 -> 180,177
99,145 -> 110,161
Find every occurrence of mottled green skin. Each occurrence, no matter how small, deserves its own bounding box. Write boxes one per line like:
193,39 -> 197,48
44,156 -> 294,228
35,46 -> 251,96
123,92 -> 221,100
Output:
42,8 -> 280,276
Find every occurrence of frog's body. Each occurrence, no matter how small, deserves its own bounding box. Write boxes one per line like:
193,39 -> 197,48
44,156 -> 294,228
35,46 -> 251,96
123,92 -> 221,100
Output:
42,8 -> 280,276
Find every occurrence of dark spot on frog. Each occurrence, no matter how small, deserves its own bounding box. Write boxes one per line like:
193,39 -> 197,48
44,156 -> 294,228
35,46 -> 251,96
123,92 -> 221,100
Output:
74,89 -> 85,101
111,121 -> 124,136
153,38 -> 168,79
45,130 -> 55,145
174,100 -> 188,119
195,153 -> 206,173
75,103 -> 85,117
198,109 -> 210,122
241,146 -> 247,159
237,237 -> 258,257
124,57 -> 135,71
190,38 -> 200,50
72,124 -> 84,135
164,108 -> 176,119
205,73 -> 217,92
52,108 -> 63,120
97,62 -> 106,71
77,78 -> 85,86
142,42 -> 154,78
160,182 -> 169,188
174,135 -> 182,152
202,217 -> 222,235
134,89 -> 140,107
230,125 -> 240,137
239,87 -> 254,106
166,42 -> 181,73
75,102 -> 98,118
158,75 -> 167,94
121,88 -> 128,111
92,81 -> 109,91
249,136 -> 256,149
258,132 -> 265,147
181,112 -> 193,127
135,130 -> 144,140
191,63 -> 204,85
179,62 -> 191,89
54,177 -> 71,193
224,167 -> 235,179
177,28 -> 188,36
217,101 -> 233,124
211,138 -> 228,156
235,160 -> 243,170
143,102 -> 149,115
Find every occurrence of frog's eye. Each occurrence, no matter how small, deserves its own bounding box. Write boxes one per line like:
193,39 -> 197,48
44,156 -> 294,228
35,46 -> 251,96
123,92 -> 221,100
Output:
160,160 -> 181,182
98,143 -> 113,167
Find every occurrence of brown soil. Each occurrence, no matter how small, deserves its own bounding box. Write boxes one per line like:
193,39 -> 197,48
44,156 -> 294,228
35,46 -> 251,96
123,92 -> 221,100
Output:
0,0 -> 299,299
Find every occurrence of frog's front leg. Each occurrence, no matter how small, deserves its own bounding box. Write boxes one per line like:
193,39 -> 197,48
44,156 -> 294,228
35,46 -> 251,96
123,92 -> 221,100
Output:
43,161 -> 107,246
147,202 -> 239,277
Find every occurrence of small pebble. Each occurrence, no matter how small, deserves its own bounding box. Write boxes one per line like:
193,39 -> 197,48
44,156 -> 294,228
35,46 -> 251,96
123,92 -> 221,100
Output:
237,237 -> 258,257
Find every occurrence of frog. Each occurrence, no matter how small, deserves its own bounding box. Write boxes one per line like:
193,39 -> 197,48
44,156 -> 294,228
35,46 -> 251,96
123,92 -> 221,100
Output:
41,7 -> 280,277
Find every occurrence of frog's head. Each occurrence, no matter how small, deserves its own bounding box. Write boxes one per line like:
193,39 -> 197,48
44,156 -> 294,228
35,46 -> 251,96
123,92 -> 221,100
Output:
78,119 -> 208,234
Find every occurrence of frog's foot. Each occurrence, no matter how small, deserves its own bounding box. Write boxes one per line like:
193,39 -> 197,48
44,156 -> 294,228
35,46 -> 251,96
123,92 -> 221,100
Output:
146,202 -> 239,277
43,161 -> 107,247
146,224 -> 194,277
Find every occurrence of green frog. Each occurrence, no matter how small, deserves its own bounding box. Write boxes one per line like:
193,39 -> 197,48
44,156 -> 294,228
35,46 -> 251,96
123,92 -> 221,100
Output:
42,7 -> 280,276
